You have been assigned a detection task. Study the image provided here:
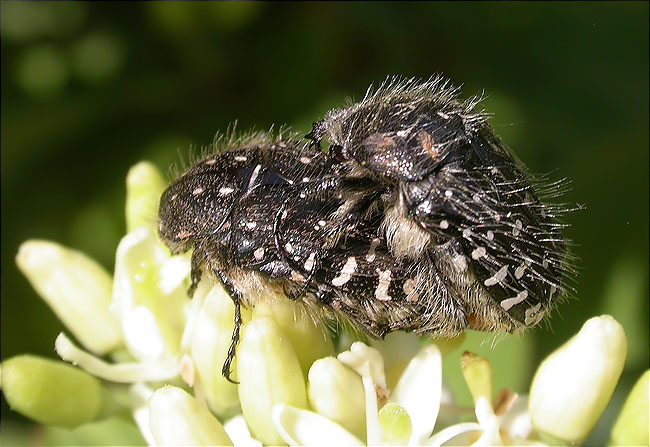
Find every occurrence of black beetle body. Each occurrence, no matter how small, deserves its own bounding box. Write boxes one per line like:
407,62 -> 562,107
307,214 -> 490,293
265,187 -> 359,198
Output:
158,78 -> 576,381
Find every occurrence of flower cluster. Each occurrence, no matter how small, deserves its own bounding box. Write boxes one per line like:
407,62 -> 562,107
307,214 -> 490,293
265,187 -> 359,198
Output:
1,161 -> 646,446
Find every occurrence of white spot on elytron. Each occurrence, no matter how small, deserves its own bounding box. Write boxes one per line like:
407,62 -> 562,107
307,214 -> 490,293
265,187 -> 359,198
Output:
287,180 -> 294,185
293,255 -> 301,262
440,220 -> 449,229
513,219 -> 523,237
299,156 -> 312,164
281,210 -> 288,219
302,177 -> 310,183
171,194 -> 178,201
331,256 -> 357,287
403,278 -> 419,301
253,247 -> 265,261
249,164 -> 262,187
452,254 -> 468,271
463,228 -> 472,239
397,129 -> 409,137
487,230 -> 494,241
375,269 -> 393,301
445,190 -> 453,198
304,252 -> 316,271
473,193 -> 481,202
515,265 -> 525,279
300,192 -> 306,198
291,270 -> 306,283
219,186 -> 235,196
500,290 -> 528,311
318,220 -> 326,227
484,265 -> 509,287
234,155 -> 247,162
366,238 -> 381,262
524,302 -> 544,326
285,242 -> 294,253
205,158 -> 217,165
246,222 -> 257,230
471,247 -> 487,260
506,212 -> 512,218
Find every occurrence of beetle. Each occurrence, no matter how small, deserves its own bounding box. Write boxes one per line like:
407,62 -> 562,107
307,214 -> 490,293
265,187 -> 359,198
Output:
158,77 -> 577,382
307,76 -> 577,331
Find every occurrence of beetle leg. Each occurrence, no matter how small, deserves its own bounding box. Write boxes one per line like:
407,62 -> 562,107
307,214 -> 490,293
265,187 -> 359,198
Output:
187,247 -> 203,297
216,270 -> 243,384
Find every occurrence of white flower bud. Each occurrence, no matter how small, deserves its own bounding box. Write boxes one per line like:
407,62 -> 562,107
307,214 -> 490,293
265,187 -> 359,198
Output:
16,240 -> 122,355
307,357 -> 366,440
529,315 -> 627,443
1,355 -> 110,428
254,298 -> 334,376
148,386 -> 233,446
610,370 -> 649,446
237,315 -> 308,445
125,161 -> 167,233
191,283 -> 243,417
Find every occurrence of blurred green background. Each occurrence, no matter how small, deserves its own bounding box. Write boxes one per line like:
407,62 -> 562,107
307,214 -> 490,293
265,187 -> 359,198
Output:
1,2 -> 647,445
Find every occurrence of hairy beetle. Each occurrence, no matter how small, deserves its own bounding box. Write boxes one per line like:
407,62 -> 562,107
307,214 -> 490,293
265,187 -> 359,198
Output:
158,77 -> 577,382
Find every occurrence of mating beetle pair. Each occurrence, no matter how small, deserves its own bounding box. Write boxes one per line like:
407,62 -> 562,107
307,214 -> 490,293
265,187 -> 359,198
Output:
158,77 -> 576,381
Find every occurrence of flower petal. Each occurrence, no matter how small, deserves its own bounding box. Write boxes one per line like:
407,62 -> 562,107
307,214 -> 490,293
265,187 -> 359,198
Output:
55,333 -> 179,382
499,395 -> 534,442
112,228 -> 189,360
425,422 -> 482,446
362,374 -> 382,446
272,403 -> 364,447
130,384 -> 157,446
223,415 -> 263,447
122,305 -> 166,360
472,396 -> 502,446
390,343 -> 442,446
157,255 -> 191,295
338,341 -> 387,389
